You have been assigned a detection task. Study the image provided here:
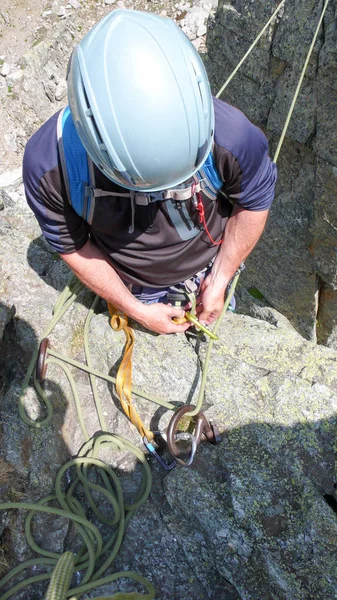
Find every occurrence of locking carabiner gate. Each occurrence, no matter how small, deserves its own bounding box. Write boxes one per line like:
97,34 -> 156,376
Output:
143,436 -> 177,471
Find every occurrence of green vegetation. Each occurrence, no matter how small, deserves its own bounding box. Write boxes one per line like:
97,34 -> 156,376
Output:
248,287 -> 265,300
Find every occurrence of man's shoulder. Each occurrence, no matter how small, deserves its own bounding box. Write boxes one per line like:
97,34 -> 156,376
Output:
213,97 -> 268,160
23,110 -> 61,184
212,97 -> 277,210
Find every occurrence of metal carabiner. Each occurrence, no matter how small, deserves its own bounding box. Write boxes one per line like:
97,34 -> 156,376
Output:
173,432 -> 198,467
143,436 -> 177,471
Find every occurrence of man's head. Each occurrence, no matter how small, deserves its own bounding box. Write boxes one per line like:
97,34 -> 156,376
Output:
67,9 -> 214,192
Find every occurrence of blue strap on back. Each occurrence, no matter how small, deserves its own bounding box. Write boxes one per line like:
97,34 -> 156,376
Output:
61,107 -> 91,220
197,151 -> 223,198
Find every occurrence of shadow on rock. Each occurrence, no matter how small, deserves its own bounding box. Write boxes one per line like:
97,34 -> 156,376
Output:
27,236 -> 103,310
0,303 -> 71,598
2,300 -> 337,599
0,300 -> 37,396
163,412 -> 337,600
27,235 -> 72,293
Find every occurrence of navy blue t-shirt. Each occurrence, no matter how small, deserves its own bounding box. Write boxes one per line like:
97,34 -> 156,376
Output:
23,97 -> 277,287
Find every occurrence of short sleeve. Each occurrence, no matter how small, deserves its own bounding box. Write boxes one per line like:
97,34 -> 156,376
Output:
213,98 -> 277,211
23,112 -> 89,254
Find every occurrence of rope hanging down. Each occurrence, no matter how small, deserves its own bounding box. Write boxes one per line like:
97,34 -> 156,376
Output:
273,0 -> 330,163
0,1 -> 330,598
215,0 -> 286,100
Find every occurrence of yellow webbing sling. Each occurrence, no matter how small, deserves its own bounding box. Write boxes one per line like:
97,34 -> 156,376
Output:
108,303 -> 154,441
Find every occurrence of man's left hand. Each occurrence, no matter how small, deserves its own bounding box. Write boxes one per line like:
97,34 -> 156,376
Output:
195,275 -> 228,325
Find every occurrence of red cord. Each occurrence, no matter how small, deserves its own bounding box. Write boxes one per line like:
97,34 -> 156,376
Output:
195,192 -> 222,246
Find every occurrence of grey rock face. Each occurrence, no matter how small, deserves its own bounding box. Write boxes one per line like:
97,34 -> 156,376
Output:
164,313 -> 337,599
206,0 -> 337,348
0,0 -> 215,176
0,173 -> 337,598
3,0 -> 335,347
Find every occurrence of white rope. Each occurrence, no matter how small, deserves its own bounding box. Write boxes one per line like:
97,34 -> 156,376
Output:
216,0 -> 287,99
273,0 -> 330,164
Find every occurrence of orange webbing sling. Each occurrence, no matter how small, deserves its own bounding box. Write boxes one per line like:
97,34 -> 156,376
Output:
108,303 -> 154,441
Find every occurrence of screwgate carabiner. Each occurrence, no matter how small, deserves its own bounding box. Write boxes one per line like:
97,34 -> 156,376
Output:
143,436 -> 177,471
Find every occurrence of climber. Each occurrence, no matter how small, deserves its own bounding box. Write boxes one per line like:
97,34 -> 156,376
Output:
23,9 -> 277,336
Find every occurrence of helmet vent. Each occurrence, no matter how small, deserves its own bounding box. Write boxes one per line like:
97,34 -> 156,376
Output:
81,84 -> 105,148
191,59 -> 208,118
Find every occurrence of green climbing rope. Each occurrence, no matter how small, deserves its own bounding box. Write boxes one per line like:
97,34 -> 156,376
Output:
0,277 -> 156,599
201,0 -> 331,425
44,552 -> 74,600
273,0 -> 330,163
0,430 -> 154,599
216,0 -> 286,100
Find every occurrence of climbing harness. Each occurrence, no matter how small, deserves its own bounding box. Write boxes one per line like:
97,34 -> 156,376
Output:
32,277 -> 231,457
0,1 -> 330,598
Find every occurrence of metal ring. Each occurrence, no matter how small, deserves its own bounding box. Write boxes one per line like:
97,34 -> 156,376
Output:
36,338 -> 51,383
166,405 -> 201,458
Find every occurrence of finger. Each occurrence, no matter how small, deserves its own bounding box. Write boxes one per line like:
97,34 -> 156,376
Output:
198,310 -> 217,325
195,302 -> 203,315
207,312 -> 217,322
168,306 -> 185,319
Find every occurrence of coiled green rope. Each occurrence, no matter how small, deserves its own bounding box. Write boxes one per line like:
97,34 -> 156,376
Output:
1,279 -> 155,599
0,433 -> 154,599
45,552 -> 74,600
1,259 -> 239,598
2,270 -> 241,598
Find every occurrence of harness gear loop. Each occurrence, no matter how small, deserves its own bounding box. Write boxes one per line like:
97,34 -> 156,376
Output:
108,303 -> 154,441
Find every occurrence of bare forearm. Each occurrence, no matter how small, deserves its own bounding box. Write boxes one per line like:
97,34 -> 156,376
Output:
61,240 -> 146,318
197,205 -> 269,324
210,205 -> 269,287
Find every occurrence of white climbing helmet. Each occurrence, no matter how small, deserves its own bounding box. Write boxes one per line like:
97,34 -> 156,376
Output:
67,9 -> 214,192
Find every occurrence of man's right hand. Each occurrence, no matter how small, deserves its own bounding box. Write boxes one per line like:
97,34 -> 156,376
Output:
136,303 -> 191,335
